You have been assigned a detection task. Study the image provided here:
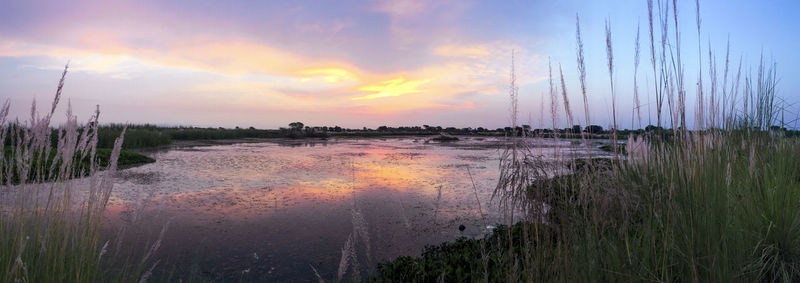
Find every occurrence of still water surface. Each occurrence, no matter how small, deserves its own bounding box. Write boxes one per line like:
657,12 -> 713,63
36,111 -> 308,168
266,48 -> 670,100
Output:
105,136 -> 607,281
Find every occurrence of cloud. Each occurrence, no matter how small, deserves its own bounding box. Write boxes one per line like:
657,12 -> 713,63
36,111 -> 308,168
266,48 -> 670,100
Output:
433,44 -> 491,59
374,0 -> 426,18
0,3 -> 547,125
351,77 -> 431,100
298,68 -> 358,84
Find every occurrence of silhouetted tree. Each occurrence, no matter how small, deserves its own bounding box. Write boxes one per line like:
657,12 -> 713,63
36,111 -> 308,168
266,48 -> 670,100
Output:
289,122 -> 304,131
585,125 -> 604,134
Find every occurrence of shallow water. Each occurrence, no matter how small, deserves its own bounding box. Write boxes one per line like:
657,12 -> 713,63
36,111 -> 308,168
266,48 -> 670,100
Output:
104,136 -> 607,281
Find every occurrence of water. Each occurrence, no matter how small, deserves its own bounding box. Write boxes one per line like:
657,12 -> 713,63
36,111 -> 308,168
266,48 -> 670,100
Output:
103,136 -> 607,281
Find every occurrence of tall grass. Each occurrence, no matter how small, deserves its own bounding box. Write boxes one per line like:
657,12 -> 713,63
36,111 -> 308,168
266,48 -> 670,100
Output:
374,0 -> 798,281
0,66 -> 159,282
494,0 -> 799,280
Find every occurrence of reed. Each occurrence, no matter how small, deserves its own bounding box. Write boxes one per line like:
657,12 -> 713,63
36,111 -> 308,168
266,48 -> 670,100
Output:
373,0 -> 798,281
0,66 -> 161,282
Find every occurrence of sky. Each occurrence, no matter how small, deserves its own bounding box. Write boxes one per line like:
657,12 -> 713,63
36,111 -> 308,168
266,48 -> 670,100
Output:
1,0 -> 798,129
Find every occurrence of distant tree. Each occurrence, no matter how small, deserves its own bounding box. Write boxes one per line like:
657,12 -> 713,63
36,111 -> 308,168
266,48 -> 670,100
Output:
585,125 -> 604,134
289,122 -> 304,131
572,125 -> 582,133
248,126 -> 256,130
378,126 -> 389,131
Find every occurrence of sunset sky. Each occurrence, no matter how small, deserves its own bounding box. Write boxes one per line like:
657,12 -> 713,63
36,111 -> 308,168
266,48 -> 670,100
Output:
1,0 -> 798,129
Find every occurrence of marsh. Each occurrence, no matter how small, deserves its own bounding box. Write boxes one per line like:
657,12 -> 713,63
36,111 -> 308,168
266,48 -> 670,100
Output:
103,137 -> 607,281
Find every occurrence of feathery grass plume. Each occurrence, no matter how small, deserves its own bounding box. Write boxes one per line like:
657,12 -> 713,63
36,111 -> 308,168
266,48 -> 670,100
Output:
351,207 -> 371,268
97,240 -> 110,262
672,0 -> 686,131
397,198 -> 411,229
730,55 -> 743,128
493,52 -> 556,281
137,260 -> 159,283
721,36 -> 731,128
604,19 -> 619,156
575,14 -> 590,126
493,51 -> 537,210
509,49 -> 519,130
433,184 -> 443,223
708,40 -> 718,128
0,64 -> 150,282
349,231 -> 361,282
633,22 -> 643,128
558,64 -> 574,128
50,62 -> 68,116
500,51 -> 524,276
744,70 -> 751,120
755,53 -> 778,129
310,264 -> 326,283
548,58 -> 559,135
539,91 -> 545,129
573,15 -> 595,166
695,0 -> 705,129
626,135 -> 649,166
140,221 -> 169,265
337,233 -> 353,282
647,0 -> 664,127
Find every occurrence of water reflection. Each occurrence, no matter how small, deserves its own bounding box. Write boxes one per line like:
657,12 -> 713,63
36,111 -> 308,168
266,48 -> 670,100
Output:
275,139 -> 331,148
106,137 -> 608,281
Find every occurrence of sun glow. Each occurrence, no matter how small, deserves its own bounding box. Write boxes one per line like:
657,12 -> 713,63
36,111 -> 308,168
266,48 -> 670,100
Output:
351,77 -> 431,100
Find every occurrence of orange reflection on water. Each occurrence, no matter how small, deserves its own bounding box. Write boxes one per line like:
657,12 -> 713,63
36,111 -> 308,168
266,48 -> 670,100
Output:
351,162 -> 440,192
107,139 -> 504,224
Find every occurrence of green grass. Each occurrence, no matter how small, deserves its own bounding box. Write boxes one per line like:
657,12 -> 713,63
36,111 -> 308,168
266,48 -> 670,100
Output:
370,222 -> 555,283
1,147 -> 154,184
372,131 -> 800,282
94,148 -> 155,168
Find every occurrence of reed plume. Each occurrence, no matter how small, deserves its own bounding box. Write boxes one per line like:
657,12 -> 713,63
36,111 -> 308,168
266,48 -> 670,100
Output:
575,14 -> 590,127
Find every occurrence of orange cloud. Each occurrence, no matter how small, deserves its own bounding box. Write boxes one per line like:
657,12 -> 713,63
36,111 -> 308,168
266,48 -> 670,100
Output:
351,77 -> 431,100
297,68 -> 358,84
1,32 -> 540,117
